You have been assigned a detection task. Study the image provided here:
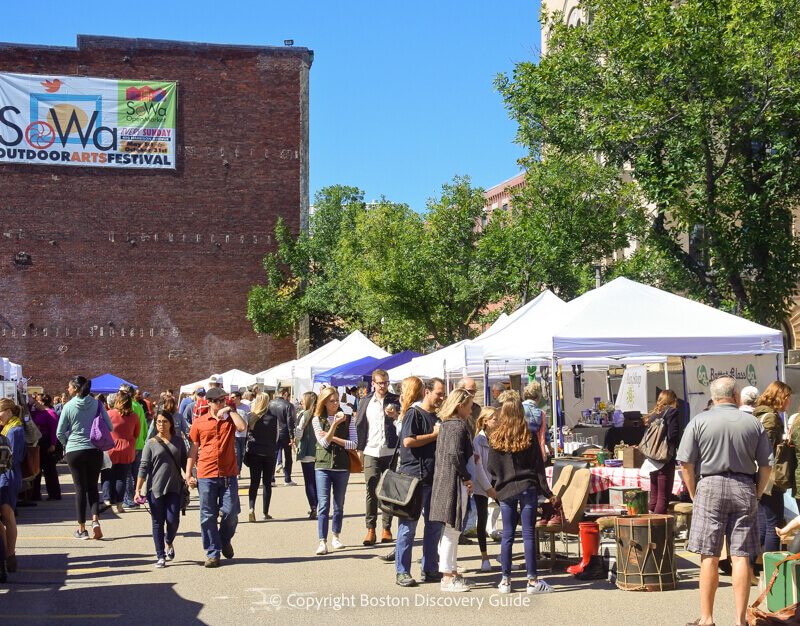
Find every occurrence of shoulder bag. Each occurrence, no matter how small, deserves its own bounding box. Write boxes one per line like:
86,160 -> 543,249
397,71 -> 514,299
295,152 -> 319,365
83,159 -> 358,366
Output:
153,437 -> 191,515
638,413 -> 672,462
747,552 -> 800,624
769,415 -> 796,493
90,400 -> 115,451
376,408 -> 423,520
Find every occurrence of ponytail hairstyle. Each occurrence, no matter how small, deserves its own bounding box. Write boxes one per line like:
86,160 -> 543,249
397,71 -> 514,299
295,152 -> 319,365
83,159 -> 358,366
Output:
0,398 -> 21,418
645,390 -> 678,425
70,375 -> 92,398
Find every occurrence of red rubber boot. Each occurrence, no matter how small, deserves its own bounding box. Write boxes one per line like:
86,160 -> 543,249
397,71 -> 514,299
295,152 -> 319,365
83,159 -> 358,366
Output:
566,522 -> 600,575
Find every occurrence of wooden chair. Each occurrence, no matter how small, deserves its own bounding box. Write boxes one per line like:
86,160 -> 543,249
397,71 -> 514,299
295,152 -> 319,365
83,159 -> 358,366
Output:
536,468 -> 592,572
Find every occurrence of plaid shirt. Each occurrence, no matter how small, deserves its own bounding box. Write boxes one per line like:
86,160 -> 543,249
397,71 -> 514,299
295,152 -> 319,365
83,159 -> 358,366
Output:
192,396 -> 208,423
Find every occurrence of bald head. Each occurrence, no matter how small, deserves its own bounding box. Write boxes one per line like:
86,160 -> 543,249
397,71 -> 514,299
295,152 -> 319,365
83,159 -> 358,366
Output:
710,376 -> 738,405
457,377 -> 477,396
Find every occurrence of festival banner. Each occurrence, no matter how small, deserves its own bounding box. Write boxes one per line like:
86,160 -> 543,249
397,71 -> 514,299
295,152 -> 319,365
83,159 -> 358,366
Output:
616,365 -> 648,414
0,72 -> 176,169
684,355 -> 779,419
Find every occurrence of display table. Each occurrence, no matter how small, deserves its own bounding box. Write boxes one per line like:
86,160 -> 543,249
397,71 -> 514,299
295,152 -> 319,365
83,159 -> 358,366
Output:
546,465 -> 685,495
568,425 -> 647,451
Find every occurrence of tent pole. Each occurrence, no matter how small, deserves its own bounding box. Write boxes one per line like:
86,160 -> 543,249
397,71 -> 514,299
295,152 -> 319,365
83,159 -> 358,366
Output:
778,353 -> 786,382
484,359 -> 490,407
664,362 -> 670,390
551,355 -> 560,456
680,357 -> 689,426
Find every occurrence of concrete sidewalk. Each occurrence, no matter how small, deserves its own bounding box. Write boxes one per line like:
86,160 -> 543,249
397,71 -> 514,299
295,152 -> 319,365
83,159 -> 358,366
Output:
1,463 -> 739,625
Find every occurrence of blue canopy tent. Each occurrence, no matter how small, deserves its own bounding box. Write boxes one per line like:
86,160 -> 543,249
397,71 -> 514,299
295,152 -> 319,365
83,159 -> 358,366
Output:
91,373 -> 137,393
329,350 -> 421,386
314,356 -> 380,385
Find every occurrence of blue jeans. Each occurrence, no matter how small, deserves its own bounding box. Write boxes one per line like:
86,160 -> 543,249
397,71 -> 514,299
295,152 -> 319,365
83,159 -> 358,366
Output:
302,462 -> 318,512
315,469 -> 349,540
499,487 -> 538,579
235,438 -> 246,474
396,483 -> 443,575
149,491 -> 181,560
124,449 -> 143,506
759,490 -> 785,554
198,476 -> 240,559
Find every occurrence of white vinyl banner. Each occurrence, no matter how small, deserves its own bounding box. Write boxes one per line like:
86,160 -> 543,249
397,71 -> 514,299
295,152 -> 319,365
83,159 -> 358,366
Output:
684,355 -> 779,419
616,365 -> 648,414
0,72 -> 177,169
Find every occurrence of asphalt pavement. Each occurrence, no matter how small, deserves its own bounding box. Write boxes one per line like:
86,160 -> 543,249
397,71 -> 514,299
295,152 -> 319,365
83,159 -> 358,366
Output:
1,463 -> 740,625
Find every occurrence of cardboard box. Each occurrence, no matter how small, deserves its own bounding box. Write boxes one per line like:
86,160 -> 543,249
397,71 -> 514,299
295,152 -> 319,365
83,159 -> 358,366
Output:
619,446 -> 644,468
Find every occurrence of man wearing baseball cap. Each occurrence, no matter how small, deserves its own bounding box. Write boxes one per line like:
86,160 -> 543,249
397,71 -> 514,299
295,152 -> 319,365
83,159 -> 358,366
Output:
186,387 -> 247,567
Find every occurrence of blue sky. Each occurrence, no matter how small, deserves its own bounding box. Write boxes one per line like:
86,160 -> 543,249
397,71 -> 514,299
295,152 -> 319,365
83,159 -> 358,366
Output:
1,0 -> 541,211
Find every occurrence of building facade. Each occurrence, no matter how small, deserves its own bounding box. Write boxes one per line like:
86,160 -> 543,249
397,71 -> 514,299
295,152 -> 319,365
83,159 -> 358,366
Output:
0,35 -> 311,393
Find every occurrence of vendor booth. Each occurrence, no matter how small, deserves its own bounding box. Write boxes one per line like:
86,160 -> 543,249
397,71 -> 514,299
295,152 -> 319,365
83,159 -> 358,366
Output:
90,373 -> 137,393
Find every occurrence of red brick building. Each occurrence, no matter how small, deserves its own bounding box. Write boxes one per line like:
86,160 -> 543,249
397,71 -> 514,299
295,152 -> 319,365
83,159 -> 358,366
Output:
0,35 -> 311,394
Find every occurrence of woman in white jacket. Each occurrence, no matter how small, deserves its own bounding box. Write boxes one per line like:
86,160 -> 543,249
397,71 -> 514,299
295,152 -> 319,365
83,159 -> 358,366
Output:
471,406 -> 499,572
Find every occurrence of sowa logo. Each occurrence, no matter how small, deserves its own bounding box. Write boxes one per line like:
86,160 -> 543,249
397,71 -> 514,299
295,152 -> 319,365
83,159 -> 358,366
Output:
697,364 -> 757,387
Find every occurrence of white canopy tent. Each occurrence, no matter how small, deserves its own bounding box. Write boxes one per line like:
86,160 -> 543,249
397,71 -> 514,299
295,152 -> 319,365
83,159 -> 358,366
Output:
292,331 -> 389,395
178,368 -> 259,395
386,340 -> 472,382
252,360 -> 297,389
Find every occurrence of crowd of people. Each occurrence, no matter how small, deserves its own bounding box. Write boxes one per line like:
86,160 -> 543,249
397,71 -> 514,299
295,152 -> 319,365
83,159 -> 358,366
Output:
1,369 -> 799,622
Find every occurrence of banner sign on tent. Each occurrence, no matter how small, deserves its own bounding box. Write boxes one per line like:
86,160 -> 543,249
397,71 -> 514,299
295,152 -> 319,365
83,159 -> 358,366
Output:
616,365 -> 648,414
0,72 -> 177,169
685,355 -> 778,419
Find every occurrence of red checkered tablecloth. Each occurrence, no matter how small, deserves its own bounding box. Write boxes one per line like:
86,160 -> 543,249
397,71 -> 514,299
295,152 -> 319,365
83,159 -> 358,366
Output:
545,465 -> 685,495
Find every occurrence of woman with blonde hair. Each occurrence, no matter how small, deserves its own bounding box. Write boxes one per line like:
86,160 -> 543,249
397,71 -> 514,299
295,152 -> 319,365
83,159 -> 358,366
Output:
488,397 -> 557,594
244,392 -> 278,522
430,388 -> 475,592
295,391 -> 319,519
643,390 -> 681,515
754,381 -> 793,555
0,398 -> 25,576
312,386 -> 357,555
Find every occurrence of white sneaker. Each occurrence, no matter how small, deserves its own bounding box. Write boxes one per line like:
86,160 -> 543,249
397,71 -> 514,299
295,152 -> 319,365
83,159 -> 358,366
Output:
527,579 -> 554,594
481,559 -> 492,572
315,540 -> 327,555
331,536 -> 344,550
284,480 -> 298,486
498,579 -> 511,594
441,576 -> 470,592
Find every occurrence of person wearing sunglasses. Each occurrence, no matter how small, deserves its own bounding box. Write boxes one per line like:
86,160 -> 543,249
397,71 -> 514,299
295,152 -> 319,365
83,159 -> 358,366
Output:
186,387 -> 247,568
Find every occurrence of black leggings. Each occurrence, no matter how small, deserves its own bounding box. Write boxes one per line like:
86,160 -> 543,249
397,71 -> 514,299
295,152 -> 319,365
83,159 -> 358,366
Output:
247,454 -> 277,516
474,494 -> 489,554
66,448 -> 103,525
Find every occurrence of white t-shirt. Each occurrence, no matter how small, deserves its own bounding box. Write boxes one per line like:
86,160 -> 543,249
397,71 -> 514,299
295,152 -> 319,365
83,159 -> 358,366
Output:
364,394 -> 392,458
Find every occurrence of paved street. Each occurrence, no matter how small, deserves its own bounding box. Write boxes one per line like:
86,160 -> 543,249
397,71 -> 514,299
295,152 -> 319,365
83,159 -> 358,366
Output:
2,464 -> 739,625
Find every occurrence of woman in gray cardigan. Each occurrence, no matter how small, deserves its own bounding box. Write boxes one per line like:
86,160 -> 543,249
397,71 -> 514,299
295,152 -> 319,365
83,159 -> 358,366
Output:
430,388 -> 474,593
136,411 -> 187,568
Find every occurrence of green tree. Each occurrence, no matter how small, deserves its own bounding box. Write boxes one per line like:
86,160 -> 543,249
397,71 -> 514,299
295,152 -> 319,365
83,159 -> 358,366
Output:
496,0 -> 800,325
481,153 -> 648,303
246,185 -> 366,346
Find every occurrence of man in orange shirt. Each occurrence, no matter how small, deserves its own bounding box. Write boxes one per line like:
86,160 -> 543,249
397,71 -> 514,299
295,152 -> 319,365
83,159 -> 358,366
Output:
186,387 -> 247,568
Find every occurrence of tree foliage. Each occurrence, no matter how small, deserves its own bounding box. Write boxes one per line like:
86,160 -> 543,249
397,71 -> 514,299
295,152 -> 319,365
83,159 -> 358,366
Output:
496,0 -> 800,326
248,176 -> 500,351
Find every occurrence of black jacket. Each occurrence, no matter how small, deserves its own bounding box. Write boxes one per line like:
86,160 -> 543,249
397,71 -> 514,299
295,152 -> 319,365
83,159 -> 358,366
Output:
487,438 -> 553,502
354,391 -> 400,452
246,410 -> 278,458
269,397 -> 296,443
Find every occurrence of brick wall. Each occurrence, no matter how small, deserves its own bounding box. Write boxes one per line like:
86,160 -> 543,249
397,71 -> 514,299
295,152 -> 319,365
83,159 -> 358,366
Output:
0,35 -> 311,395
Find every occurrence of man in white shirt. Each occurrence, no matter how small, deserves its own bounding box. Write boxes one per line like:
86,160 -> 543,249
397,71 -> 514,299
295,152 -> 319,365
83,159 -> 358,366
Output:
354,368 -> 400,546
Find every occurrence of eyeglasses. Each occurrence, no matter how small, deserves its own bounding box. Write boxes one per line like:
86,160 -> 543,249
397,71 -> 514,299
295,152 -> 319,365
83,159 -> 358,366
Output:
372,380 -> 389,386
464,388 -> 477,395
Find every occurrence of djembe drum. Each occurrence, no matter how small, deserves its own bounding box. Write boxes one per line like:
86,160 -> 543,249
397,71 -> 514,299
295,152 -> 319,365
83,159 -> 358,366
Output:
615,514 -> 677,591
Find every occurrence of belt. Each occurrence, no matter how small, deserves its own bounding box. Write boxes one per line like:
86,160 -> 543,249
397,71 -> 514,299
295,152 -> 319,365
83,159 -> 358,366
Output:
699,471 -> 754,480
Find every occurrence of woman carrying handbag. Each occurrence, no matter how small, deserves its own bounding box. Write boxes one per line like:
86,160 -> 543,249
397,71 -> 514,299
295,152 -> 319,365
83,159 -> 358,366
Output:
136,411 -> 188,568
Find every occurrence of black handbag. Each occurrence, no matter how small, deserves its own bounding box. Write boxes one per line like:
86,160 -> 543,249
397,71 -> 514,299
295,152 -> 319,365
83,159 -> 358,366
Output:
638,414 -> 672,462
154,438 -> 191,515
377,409 -> 423,521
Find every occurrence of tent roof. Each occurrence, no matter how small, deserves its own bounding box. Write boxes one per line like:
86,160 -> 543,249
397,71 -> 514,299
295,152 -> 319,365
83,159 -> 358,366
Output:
328,350 -> 422,386
252,360 -> 297,388
294,331 -> 389,380
91,373 -> 137,393
178,368 -> 257,395
386,340 -> 471,382
314,356 -> 380,384
552,277 -> 784,359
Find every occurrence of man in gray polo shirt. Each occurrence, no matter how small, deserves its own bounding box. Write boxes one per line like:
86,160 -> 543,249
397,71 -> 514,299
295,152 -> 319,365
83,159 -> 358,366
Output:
677,376 -> 773,626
